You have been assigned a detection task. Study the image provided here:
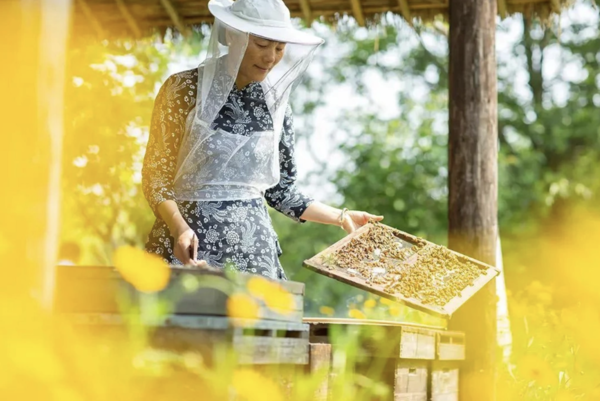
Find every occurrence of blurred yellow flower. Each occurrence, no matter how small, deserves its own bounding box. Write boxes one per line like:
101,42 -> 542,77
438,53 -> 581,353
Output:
518,355 -> 555,387
380,297 -> 393,306
227,293 -> 260,321
246,276 -> 294,314
319,306 -> 335,316
113,246 -> 170,293
554,390 -> 576,401
0,233 -> 8,256
363,299 -> 377,309
8,341 -> 64,382
348,309 -> 366,319
389,305 -> 401,317
232,368 -> 283,401
247,276 -> 276,298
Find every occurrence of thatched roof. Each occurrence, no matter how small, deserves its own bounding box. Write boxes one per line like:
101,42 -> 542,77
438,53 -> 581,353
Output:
73,0 -> 572,39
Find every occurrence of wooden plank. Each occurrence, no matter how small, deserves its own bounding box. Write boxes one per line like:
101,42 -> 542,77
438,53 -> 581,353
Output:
76,0 -> 106,37
299,0 -> 314,25
303,317 -> 446,330
397,0 -> 412,26
234,337 -> 309,365
54,265 -> 305,322
436,331 -> 465,360
65,313 -> 310,365
309,344 -> 332,401
349,0 -> 365,26
431,361 -> 459,399
394,360 -> 428,401
498,0 -> 508,18
399,326 -> 436,360
159,0 -> 191,36
114,0 -> 142,37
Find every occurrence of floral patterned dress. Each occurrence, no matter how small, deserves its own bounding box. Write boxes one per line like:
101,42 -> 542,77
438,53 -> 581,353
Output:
142,68 -> 313,279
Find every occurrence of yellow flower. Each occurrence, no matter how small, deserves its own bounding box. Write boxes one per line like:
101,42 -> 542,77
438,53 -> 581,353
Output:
518,355 -> 555,387
363,299 -> 377,309
319,306 -> 335,316
0,233 -> 9,256
8,341 -> 64,383
227,293 -> 260,321
554,390 -> 576,401
247,276 -> 294,314
113,246 -> 170,293
379,297 -> 393,306
232,368 -> 283,401
247,276 -> 276,298
348,309 -> 366,319
389,305 -> 402,317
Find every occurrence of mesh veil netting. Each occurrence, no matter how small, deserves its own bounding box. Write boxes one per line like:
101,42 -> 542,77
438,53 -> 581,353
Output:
172,18 -> 321,201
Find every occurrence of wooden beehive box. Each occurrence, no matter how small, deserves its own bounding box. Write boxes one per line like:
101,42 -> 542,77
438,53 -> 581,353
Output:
436,331 -> 465,361
67,313 -> 309,365
395,360 -> 428,401
398,326 -> 436,360
430,361 -> 460,401
54,265 -> 305,323
303,223 -> 500,318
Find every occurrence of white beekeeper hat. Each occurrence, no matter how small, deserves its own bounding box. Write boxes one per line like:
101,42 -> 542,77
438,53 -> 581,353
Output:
208,0 -> 324,45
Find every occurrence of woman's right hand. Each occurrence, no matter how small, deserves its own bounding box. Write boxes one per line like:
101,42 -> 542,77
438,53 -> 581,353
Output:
158,201 -> 207,267
173,226 -> 206,267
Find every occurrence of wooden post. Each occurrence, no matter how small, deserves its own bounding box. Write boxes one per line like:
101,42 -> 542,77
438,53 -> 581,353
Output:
309,343 -> 332,401
448,1 -> 498,400
0,0 -> 71,309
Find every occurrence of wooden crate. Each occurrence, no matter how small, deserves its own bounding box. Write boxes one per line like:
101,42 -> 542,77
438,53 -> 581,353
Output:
54,265 -> 305,322
436,331 -> 465,361
307,318 -> 441,358
399,326 -> 436,360
394,360 -> 428,401
303,223 -> 500,318
430,361 -> 459,401
68,313 -> 309,365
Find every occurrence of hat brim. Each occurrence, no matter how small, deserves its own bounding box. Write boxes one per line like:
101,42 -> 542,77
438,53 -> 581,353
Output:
208,0 -> 324,45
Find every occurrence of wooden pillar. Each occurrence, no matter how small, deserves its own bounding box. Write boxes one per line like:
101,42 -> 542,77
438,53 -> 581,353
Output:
448,1 -> 498,400
0,0 -> 71,309
309,343 -> 332,401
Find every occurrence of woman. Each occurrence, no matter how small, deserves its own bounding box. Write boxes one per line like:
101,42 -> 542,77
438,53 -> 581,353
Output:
143,0 -> 383,279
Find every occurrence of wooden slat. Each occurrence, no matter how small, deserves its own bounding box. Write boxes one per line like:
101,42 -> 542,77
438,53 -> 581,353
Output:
76,0 -> 106,38
309,344 -> 332,400
397,0 -> 412,25
159,0 -> 191,36
303,317 -> 446,330
498,0 -> 508,18
299,0 -> 314,25
349,0 -> 365,26
114,0 -> 142,38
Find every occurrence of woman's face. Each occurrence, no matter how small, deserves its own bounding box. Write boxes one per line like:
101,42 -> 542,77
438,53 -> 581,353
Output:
236,35 -> 286,88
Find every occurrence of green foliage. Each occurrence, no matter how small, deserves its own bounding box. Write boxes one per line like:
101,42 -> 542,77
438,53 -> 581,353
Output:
61,35 -> 203,263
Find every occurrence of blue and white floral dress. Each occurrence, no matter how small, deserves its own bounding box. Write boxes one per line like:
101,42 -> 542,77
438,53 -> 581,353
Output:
142,68 -> 313,279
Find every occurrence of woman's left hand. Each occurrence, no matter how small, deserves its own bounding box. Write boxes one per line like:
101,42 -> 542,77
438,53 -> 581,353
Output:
341,211 -> 384,234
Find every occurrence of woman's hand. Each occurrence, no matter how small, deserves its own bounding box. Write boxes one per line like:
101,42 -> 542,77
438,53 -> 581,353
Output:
173,226 -> 207,267
341,211 -> 384,234
298,202 -> 383,234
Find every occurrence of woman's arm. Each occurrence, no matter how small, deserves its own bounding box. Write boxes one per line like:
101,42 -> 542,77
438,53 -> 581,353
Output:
142,73 -> 201,266
265,106 -> 383,233
300,201 -> 383,233
264,106 -> 315,222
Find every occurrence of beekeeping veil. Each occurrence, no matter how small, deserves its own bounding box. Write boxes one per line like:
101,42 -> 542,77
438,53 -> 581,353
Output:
173,0 -> 323,201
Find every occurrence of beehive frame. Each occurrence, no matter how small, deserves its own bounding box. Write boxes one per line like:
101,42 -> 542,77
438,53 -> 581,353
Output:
303,223 -> 500,318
